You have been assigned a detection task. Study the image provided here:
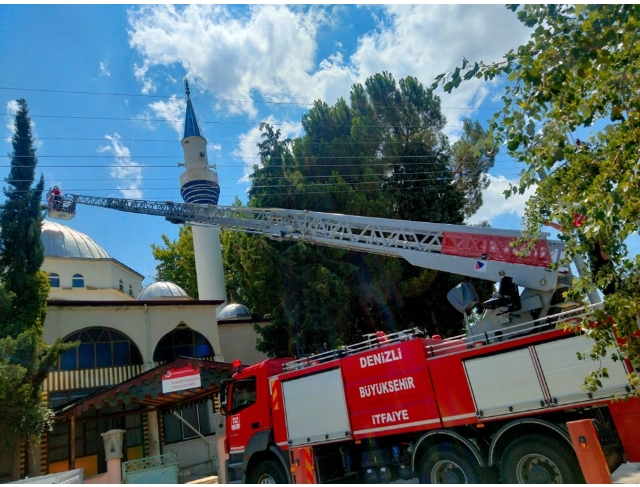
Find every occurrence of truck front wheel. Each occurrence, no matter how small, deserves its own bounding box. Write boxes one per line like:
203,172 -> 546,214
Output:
500,434 -> 585,484
248,459 -> 288,484
418,443 -> 482,484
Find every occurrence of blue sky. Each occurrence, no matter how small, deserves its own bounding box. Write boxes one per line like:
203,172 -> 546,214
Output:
0,4 -> 566,286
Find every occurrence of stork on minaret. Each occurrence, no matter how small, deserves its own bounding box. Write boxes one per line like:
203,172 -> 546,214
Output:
180,78 -> 227,312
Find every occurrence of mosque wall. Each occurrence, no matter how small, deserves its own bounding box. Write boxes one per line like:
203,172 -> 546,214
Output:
43,257 -> 143,301
44,303 -> 225,367
218,321 -> 269,365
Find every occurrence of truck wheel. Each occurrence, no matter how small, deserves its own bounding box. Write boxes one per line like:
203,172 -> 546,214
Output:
500,434 -> 585,484
249,459 -> 288,484
418,443 -> 482,484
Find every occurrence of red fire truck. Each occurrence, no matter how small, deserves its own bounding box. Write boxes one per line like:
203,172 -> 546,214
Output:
60,194 -> 639,483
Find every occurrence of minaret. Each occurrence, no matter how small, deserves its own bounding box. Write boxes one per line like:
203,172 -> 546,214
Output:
180,79 -> 227,312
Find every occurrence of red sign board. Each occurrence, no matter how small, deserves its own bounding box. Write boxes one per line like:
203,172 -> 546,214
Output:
162,365 -> 201,393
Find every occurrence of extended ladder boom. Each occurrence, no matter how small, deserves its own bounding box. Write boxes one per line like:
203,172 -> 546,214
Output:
61,193 -> 563,292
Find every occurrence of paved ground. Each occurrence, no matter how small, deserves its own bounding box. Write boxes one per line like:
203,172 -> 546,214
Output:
185,462 -> 640,484
612,462 -> 640,484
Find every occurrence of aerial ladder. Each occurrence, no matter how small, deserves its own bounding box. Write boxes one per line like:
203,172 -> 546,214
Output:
52,193 -> 589,343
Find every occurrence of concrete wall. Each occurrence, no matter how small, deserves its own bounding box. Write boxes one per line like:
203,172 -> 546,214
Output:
218,321 -> 269,365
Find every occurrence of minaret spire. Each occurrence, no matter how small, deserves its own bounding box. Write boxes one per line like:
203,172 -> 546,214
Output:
183,78 -> 202,139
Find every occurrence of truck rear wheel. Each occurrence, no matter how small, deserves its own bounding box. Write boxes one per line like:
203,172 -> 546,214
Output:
418,443 -> 482,484
500,434 -> 585,484
249,459 -> 288,484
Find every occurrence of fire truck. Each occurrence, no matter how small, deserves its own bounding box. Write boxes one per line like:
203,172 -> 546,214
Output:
55,194 -> 640,484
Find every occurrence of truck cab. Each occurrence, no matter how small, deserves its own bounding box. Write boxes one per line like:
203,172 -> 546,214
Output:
221,358 -> 293,483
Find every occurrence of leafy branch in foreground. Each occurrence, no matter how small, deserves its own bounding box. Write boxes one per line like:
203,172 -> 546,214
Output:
433,4 -> 640,390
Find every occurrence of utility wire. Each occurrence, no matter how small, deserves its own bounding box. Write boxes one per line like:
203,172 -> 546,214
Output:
0,86 -> 501,112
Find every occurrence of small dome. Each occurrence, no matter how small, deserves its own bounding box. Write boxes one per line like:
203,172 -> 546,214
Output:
41,220 -> 110,259
136,281 -> 191,300
218,303 -> 252,320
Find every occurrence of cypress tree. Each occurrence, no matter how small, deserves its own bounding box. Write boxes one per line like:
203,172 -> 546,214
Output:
0,99 -> 69,479
0,99 -> 47,337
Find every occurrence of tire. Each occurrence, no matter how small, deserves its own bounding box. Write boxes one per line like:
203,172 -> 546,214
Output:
418,443 -> 483,484
248,459 -> 289,484
500,434 -> 585,484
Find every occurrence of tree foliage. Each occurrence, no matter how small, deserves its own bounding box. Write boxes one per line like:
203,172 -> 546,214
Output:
152,225 -> 198,299
235,72 -> 494,356
451,119 -> 497,218
0,99 -> 71,478
433,5 -> 640,389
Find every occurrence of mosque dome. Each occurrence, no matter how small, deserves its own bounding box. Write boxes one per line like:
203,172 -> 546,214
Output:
136,281 -> 192,301
218,303 -> 252,321
41,219 -> 110,259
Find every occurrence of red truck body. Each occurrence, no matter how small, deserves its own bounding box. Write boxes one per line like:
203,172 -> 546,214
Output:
222,319 -> 640,484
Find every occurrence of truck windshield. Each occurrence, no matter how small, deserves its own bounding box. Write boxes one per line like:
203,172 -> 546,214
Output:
231,377 -> 257,413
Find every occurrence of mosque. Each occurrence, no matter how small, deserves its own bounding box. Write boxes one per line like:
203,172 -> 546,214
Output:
4,82 -> 269,480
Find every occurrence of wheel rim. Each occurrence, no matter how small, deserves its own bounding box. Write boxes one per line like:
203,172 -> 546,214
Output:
256,473 -> 277,484
431,459 -> 468,483
515,453 -> 562,483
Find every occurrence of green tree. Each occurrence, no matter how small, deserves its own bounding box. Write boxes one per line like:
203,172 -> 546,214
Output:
243,73 -> 494,355
451,119 -> 497,218
434,4 -> 640,389
151,225 -> 199,298
0,99 -> 70,479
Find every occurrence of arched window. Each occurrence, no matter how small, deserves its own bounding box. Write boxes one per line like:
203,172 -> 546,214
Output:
153,325 -> 214,362
128,284 -> 133,297
72,273 -> 84,288
49,273 -> 60,288
58,327 -> 143,370
119,279 -> 124,292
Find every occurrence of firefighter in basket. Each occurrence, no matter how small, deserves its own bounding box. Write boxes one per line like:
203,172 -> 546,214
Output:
47,185 -> 63,211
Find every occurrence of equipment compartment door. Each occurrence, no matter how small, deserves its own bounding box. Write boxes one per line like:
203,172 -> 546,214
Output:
464,348 -> 545,418
282,368 -> 351,447
534,335 -> 631,405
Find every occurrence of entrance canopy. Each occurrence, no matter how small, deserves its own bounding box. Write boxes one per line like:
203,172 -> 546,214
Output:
55,357 -> 233,418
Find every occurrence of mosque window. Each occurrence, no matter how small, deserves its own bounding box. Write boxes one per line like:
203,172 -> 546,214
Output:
163,399 -> 215,444
58,327 -> 143,370
129,284 -> 133,297
49,273 -> 60,288
153,325 -> 214,362
72,273 -> 84,288
119,279 -> 124,292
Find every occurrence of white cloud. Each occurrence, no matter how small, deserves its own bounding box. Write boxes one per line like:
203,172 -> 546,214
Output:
147,95 -> 185,135
98,134 -> 144,199
4,100 -> 19,141
127,5 -> 340,116
347,5 -> 531,137
99,60 -> 111,77
127,4 -> 530,129
5,100 -> 43,149
466,174 -> 537,227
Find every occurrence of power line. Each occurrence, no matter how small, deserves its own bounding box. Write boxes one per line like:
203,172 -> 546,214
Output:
3,112 -> 476,132
0,85 -> 501,112
2,154 -> 518,164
